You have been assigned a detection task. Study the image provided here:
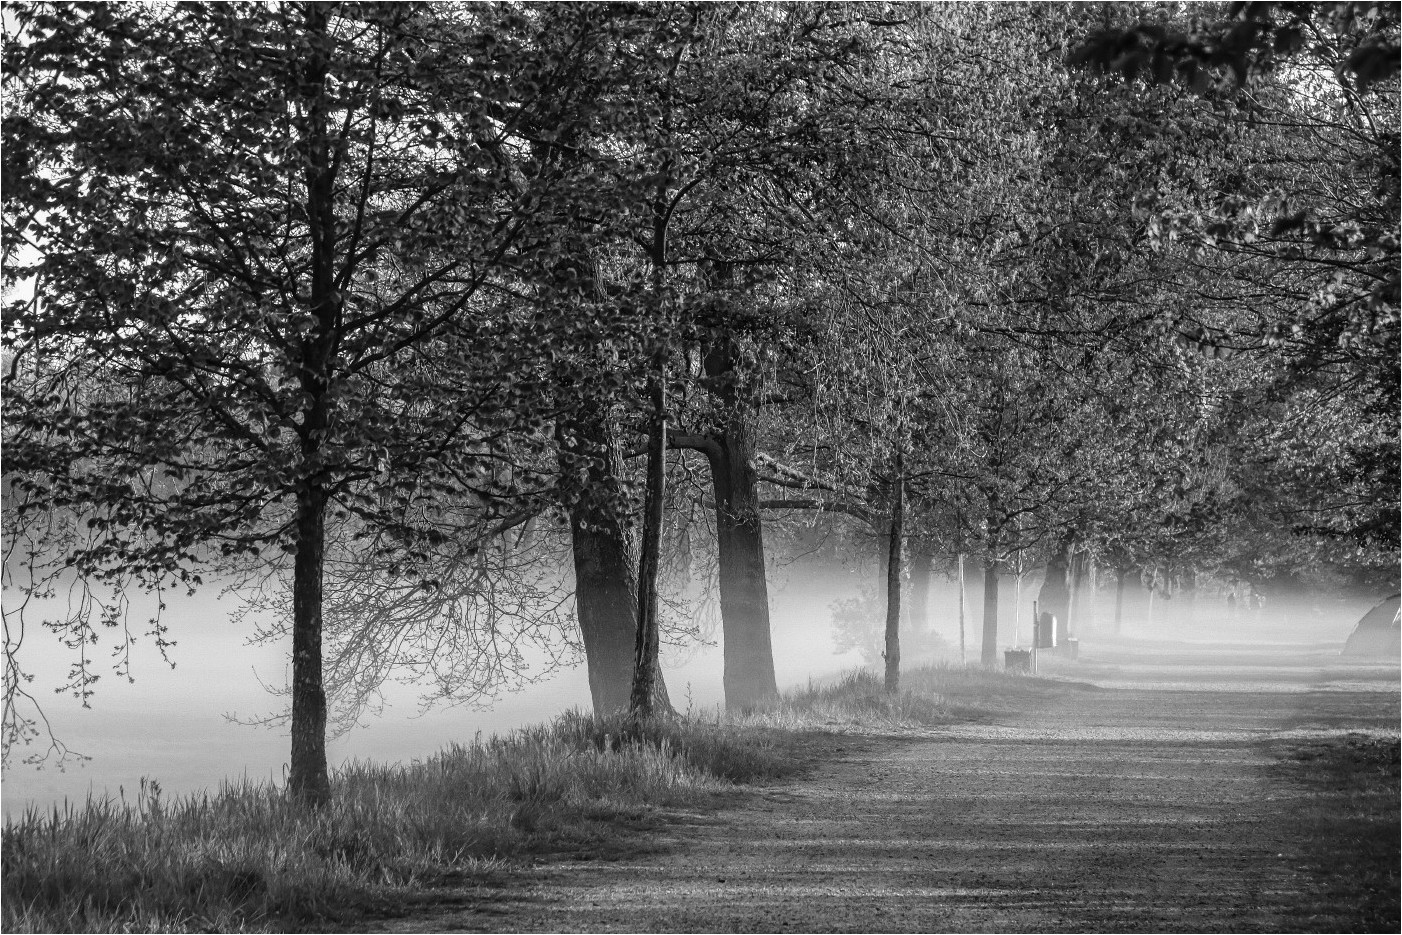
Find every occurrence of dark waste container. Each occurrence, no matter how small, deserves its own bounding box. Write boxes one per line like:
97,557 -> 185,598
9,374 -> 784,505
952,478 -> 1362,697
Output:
1004,649 -> 1032,673
1066,637 -> 1079,660
1035,612 -> 1058,648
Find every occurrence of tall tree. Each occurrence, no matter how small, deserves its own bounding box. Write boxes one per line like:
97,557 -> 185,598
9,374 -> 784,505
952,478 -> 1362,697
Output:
2,2 -> 639,798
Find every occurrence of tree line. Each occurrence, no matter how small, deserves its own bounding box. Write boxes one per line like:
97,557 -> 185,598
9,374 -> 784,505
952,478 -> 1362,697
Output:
3,1 -> 1396,805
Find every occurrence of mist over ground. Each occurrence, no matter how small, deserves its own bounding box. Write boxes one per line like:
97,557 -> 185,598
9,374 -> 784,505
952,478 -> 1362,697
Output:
3,545 -> 1385,815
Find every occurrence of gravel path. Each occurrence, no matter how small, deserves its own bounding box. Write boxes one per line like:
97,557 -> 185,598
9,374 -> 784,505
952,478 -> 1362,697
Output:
382,640 -> 1399,933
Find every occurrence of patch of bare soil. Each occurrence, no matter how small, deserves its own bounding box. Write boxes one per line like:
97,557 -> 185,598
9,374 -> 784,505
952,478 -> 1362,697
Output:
371,645 -> 1399,934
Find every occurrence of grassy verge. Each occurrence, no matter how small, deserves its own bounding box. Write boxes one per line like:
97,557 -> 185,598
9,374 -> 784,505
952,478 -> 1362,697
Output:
1276,732 -> 1400,933
752,663 -> 1082,730
3,663 -> 1054,933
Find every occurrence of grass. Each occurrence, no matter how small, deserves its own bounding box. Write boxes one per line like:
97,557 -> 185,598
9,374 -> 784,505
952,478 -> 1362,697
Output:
2,662 -> 1047,933
749,663 -> 1079,730
1275,732 -> 1401,933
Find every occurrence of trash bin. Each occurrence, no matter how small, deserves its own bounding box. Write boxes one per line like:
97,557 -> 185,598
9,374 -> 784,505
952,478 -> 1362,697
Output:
1066,637 -> 1079,660
1004,649 -> 1032,673
1036,612 -> 1057,648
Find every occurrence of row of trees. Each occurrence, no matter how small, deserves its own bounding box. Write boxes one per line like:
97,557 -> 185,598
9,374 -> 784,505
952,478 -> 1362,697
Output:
4,2 -> 1396,804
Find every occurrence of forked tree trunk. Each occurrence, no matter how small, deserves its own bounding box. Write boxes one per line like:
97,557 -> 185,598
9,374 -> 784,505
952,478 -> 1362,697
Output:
559,399 -> 666,715
883,456 -> 904,695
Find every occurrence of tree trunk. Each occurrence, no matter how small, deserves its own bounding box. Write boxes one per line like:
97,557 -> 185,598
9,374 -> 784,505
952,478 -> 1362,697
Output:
289,8 -> 333,807
703,335 -> 778,711
981,500 -> 1002,666
883,456 -> 904,695
630,357 -> 668,718
559,399 -> 664,715
289,485 -> 330,805
981,551 -> 1000,667
1037,535 -> 1073,634
908,541 -> 934,636
957,552 -> 967,662
1014,568 -> 1024,646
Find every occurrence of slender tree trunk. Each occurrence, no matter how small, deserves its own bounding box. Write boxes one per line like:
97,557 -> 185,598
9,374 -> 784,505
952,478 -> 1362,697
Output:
883,456 -> 904,695
981,551 -> 1000,667
630,356 -> 668,718
957,552 -> 967,663
289,484 -> 330,806
703,333 -> 778,710
559,400 -> 666,715
908,541 -> 934,636
1014,568 -> 1024,646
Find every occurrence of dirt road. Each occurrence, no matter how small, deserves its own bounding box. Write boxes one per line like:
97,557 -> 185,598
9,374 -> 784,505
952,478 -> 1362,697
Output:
383,639 -> 1399,933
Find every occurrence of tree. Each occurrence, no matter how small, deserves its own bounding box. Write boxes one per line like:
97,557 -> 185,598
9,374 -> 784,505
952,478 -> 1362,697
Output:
2,2 -> 643,800
1069,0 -> 1400,567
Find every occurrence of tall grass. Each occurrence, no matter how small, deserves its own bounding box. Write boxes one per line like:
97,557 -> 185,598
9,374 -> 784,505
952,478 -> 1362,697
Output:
3,662 -> 1049,933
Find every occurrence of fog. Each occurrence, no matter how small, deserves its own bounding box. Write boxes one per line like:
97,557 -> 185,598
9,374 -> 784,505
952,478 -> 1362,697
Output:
2,551 -> 1386,816
2,556 -> 873,815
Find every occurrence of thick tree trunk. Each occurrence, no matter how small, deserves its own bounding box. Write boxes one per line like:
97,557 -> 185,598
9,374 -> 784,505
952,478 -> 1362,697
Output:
709,430 -> 779,709
908,541 -> 934,636
981,552 -> 999,667
702,336 -> 778,711
630,359 -> 668,718
883,457 -> 904,695
289,486 -> 330,806
559,400 -> 661,715
1068,549 -> 1088,633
